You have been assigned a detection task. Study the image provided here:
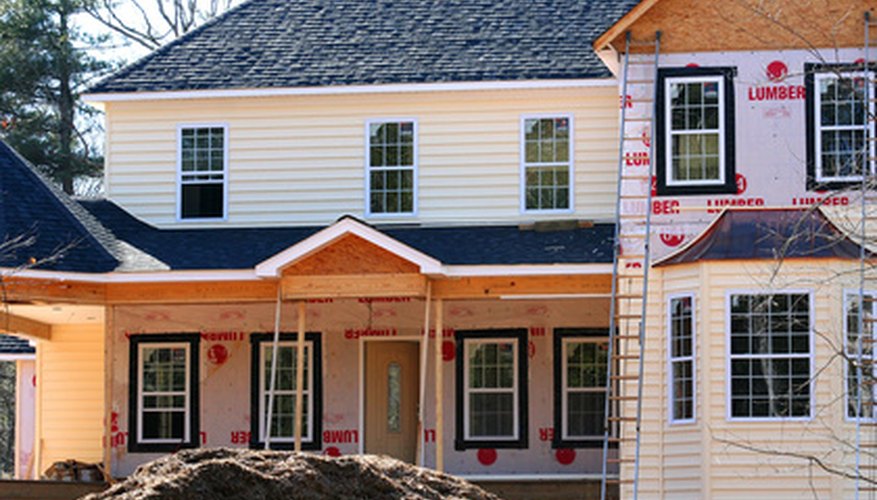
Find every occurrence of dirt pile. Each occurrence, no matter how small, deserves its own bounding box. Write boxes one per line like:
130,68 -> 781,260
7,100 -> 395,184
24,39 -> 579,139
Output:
82,448 -> 501,500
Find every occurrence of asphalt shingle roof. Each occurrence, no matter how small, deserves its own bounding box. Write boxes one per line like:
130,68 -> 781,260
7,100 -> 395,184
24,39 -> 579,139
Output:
87,0 -> 639,94
0,141 -> 123,273
655,208 -> 866,266
80,200 -> 615,270
0,334 -> 34,355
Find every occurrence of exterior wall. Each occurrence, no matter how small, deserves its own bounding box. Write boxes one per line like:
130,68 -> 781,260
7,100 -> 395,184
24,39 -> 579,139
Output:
35,324 -> 105,474
619,47 -> 868,264
634,259 -> 860,499
103,86 -> 619,228
106,298 -> 611,477
15,359 -> 35,479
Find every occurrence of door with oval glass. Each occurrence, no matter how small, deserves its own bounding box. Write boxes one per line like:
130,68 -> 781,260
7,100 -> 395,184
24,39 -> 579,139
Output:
365,341 -> 419,463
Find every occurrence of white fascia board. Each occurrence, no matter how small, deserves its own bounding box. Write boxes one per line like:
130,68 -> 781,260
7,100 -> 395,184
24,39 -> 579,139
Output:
0,354 -> 36,361
443,264 -> 612,276
2,268 -> 260,283
254,218 -> 443,277
82,79 -> 617,103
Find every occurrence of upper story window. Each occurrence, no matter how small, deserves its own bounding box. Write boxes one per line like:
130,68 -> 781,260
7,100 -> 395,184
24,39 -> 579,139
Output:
553,328 -> 607,448
249,333 -> 323,450
805,64 -> 875,189
129,334 -> 200,453
656,67 -> 737,196
845,292 -> 877,421
455,329 -> 528,450
367,120 -> 416,216
522,116 -> 573,212
669,295 -> 695,423
728,293 -> 811,420
179,125 -> 227,220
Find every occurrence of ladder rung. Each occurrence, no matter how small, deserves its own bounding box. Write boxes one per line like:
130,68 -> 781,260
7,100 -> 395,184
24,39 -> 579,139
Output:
606,437 -> 637,442
607,458 -> 637,464
613,354 -> 641,360
628,40 -> 658,47
627,60 -> 655,65
620,195 -> 650,200
615,294 -> 644,299
615,335 -> 641,340
606,478 -> 636,484
610,375 -> 640,381
623,117 -> 653,122
616,313 -> 642,319
609,395 -> 640,401
622,175 -> 651,180
621,233 -> 647,239
607,416 -> 638,421
626,79 -> 653,85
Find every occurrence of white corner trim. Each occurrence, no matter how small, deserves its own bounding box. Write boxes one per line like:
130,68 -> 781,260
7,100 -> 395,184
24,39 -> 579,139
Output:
82,79 -> 618,103
254,218 -> 443,277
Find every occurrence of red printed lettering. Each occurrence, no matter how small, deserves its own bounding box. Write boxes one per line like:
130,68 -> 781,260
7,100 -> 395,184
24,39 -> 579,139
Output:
322,429 -> 360,443
747,85 -> 806,101
529,327 -> 547,337
344,328 -> 398,340
652,199 -> 680,215
230,431 -> 251,445
624,151 -> 650,167
538,427 -> 555,442
424,429 -> 436,442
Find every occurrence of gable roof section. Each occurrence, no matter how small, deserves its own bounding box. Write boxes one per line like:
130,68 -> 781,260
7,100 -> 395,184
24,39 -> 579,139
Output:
0,141 -> 123,273
87,0 -> 639,95
655,208 -> 867,267
79,200 -> 615,273
595,0 -> 877,54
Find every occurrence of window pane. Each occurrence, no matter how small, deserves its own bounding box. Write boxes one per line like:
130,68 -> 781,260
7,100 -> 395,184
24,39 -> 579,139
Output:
142,410 -> 185,440
181,183 -> 223,219
567,392 -> 604,437
388,363 -> 401,432
470,393 -> 514,437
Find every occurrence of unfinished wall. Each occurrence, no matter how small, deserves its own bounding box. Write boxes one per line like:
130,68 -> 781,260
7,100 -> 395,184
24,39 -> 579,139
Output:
107,297 -> 611,478
36,324 -> 104,474
104,86 -> 619,228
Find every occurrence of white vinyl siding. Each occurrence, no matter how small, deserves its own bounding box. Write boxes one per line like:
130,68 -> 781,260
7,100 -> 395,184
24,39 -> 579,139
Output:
104,88 -> 619,227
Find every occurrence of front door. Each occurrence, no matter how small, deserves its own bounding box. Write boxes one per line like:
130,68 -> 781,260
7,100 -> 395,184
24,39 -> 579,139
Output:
365,341 -> 419,463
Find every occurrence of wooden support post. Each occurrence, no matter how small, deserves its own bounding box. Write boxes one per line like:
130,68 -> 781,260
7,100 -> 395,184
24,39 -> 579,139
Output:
416,281 -> 432,467
294,300 -> 306,452
103,306 -> 114,478
434,299 -> 444,472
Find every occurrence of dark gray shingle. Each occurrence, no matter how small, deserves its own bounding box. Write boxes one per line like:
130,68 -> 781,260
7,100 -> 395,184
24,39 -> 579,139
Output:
88,0 -> 638,94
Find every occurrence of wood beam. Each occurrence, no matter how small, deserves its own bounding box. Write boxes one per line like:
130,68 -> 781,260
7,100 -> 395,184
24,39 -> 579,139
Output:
282,274 -> 427,299
1,278 -> 105,304
0,312 -> 50,341
432,275 -> 612,299
106,280 -> 278,304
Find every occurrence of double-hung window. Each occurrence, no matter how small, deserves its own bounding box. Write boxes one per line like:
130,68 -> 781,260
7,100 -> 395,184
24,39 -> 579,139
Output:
845,292 -> 877,420
728,293 -> 812,419
178,125 -> 227,220
668,295 -> 695,423
456,329 -> 528,450
806,64 -> 875,188
129,334 -> 200,452
656,67 -> 736,196
249,333 -> 322,450
553,329 -> 608,448
522,116 -> 573,212
367,120 -> 416,216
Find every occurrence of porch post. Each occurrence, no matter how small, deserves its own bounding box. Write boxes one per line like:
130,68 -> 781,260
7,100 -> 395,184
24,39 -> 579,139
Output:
434,298 -> 444,472
416,281 -> 432,467
102,305 -> 114,478
293,300 -> 306,452
264,285 -> 283,450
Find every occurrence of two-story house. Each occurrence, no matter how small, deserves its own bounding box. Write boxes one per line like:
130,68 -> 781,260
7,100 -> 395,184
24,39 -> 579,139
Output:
3,0 -> 877,498
0,0 -> 636,496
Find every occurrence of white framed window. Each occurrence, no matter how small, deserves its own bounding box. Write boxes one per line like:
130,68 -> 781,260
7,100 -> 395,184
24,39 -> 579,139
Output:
366,119 -> 417,216
844,291 -> 877,421
668,294 -> 695,424
138,343 -> 191,444
258,341 -> 314,444
521,115 -> 573,212
727,292 -> 813,420
665,76 -> 725,187
813,71 -> 875,183
560,336 -> 607,440
464,338 -> 518,440
177,124 -> 228,220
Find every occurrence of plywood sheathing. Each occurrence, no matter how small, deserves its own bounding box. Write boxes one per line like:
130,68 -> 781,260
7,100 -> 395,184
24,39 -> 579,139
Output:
601,0 -> 877,53
282,235 -> 420,276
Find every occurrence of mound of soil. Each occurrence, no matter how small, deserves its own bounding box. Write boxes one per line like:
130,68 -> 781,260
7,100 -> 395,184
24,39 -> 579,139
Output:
82,448 -> 500,500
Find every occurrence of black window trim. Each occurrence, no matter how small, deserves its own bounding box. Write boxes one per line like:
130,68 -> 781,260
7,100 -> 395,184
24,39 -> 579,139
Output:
455,328 -> 528,451
805,62 -> 876,191
552,328 -> 610,449
656,66 -> 737,196
249,332 -> 323,451
128,333 -> 201,453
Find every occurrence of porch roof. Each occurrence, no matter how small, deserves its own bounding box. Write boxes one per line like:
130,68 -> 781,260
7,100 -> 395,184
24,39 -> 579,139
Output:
655,208 -> 869,267
79,200 -> 615,272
